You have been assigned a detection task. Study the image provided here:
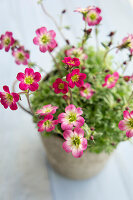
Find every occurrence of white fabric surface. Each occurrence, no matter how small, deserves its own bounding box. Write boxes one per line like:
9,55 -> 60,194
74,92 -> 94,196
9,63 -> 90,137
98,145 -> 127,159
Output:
0,0 -> 133,200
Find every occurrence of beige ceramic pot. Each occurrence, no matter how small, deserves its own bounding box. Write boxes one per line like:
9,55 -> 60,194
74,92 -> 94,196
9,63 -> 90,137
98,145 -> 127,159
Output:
41,134 -> 111,180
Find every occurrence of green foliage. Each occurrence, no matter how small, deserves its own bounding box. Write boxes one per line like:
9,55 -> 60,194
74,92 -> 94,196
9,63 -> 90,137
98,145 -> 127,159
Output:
31,46 -> 132,154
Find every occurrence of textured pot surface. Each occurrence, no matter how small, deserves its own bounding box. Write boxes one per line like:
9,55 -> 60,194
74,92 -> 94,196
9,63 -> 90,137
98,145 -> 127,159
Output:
41,134 -> 111,180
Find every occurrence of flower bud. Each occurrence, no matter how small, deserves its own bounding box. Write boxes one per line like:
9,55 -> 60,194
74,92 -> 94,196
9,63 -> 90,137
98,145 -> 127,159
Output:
108,31 -> 115,37
62,9 -> 66,14
90,135 -> 94,140
123,76 -> 130,82
90,127 -> 95,131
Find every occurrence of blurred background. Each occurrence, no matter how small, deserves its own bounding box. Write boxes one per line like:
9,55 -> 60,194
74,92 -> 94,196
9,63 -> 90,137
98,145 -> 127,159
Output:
0,0 -> 133,199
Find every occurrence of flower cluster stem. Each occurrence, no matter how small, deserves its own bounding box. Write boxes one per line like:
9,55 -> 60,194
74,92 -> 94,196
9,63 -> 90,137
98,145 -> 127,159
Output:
26,90 -> 34,115
40,2 -> 68,45
69,87 -> 73,104
103,46 -> 116,66
95,26 -> 99,51
49,52 -> 62,76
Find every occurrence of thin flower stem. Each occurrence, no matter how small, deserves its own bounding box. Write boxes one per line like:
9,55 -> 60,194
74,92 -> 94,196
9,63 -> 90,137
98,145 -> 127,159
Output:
12,80 -> 32,115
69,87 -> 73,104
81,21 -> 87,49
126,91 -> 133,107
103,46 -> 116,66
26,90 -> 34,115
40,2 -> 68,45
95,26 -> 99,51
49,51 -> 62,76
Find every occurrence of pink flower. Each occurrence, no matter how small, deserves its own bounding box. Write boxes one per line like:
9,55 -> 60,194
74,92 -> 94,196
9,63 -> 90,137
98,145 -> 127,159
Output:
66,69 -> 86,88
0,85 -> 19,110
65,48 -> 88,62
120,34 -> 133,54
74,7 -> 90,15
102,72 -> 119,89
84,6 -> 102,26
37,114 -> 58,132
36,104 -> 58,116
118,110 -> 133,138
17,68 -> 41,91
0,31 -> 15,52
12,46 -> 30,65
58,104 -> 84,130
123,76 -> 130,82
33,27 -> 57,53
62,57 -> 80,67
62,128 -> 87,158
53,78 -> 68,94
80,83 -> 94,99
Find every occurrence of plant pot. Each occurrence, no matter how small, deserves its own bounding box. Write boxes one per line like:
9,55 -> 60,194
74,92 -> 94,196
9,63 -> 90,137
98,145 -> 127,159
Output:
41,134 -> 111,180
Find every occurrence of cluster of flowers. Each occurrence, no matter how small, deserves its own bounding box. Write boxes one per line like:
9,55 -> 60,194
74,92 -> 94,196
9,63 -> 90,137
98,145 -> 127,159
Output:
0,26 -> 58,110
1,4 -> 133,159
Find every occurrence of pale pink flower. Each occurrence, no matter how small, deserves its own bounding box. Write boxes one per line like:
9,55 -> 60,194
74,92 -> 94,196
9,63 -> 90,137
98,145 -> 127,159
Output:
36,104 -> 58,116
0,31 -> 15,52
58,104 -> 84,130
84,6 -> 102,26
33,27 -> 57,53
37,114 -> 58,132
62,128 -> 87,158
118,110 -> 133,138
65,48 -> 88,62
102,72 -> 119,89
74,6 -> 93,15
120,34 -> 133,54
80,83 -> 94,99
12,46 -> 30,65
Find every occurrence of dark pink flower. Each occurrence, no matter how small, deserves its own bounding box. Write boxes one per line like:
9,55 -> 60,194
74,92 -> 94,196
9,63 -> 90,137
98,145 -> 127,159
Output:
0,31 -> 15,52
66,69 -> 86,88
62,57 -> 80,67
17,68 -> 41,91
12,46 -> 30,65
53,78 -> 68,94
37,114 -> 58,132
118,110 -> 133,138
0,85 -> 19,110
102,72 -> 119,89
62,128 -> 87,158
58,104 -> 84,130
33,27 -> 57,53
36,104 -> 58,116
80,83 -> 94,99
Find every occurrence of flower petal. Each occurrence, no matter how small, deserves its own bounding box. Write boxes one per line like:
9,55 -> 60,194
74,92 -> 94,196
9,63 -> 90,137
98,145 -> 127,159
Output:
123,110 -> 130,120
80,138 -> 87,150
62,141 -> 72,153
3,85 -> 10,93
10,102 -> 18,110
34,72 -> 41,82
12,93 -> 19,102
29,82 -> 39,91
74,127 -> 84,138
72,147 -> 83,158
126,130 -> 133,138
63,129 -> 73,140
19,82 -> 29,91
16,73 -> 25,81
